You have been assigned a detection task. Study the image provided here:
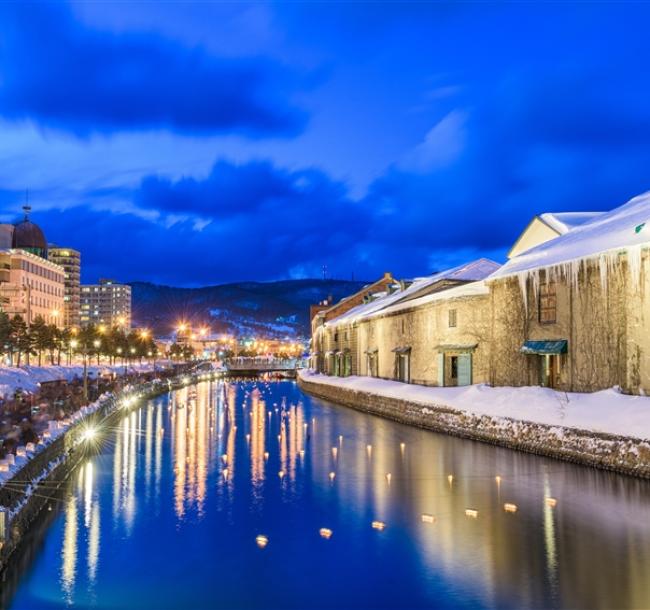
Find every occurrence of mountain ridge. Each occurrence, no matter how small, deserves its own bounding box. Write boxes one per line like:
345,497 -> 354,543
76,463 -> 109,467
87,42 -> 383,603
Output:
129,278 -> 369,338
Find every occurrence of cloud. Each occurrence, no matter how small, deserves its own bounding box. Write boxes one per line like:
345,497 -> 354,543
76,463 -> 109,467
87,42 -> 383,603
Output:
400,110 -> 467,173
0,3 -> 307,137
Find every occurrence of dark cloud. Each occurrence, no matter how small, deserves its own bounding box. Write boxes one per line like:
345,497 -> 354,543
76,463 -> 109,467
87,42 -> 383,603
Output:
35,161 -> 374,285
0,3 -> 307,136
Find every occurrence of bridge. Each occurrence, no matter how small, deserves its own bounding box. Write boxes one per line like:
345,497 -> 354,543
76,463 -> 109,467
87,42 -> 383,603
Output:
223,357 -> 306,376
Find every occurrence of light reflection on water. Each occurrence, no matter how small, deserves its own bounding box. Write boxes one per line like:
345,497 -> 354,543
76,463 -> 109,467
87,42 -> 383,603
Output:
6,379 -> 650,610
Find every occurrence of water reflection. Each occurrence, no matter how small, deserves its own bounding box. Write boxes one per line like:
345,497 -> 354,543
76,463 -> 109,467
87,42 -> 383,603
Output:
7,379 -> 650,609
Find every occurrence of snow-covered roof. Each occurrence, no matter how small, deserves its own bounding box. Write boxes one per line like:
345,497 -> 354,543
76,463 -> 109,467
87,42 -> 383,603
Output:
325,259 -> 499,326
493,191 -> 650,279
539,211 -> 604,235
369,280 -> 489,319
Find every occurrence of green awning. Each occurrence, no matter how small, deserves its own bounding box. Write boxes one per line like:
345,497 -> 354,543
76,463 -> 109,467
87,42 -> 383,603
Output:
520,340 -> 568,355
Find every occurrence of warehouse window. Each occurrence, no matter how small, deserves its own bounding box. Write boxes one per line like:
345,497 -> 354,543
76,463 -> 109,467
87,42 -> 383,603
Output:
539,282 -> 557,324
448,309 -> 457,328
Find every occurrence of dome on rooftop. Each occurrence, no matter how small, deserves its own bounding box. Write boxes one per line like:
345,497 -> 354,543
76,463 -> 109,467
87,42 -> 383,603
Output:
12,206 -> 47,258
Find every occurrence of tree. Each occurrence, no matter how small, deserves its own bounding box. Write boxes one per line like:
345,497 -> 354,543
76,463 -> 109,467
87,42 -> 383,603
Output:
30,315 -> 50,366
11,315 -> 32,367
0,311 -> 11,363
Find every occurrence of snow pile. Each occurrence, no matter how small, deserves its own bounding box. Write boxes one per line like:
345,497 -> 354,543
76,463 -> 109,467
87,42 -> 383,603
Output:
300,371 -> 650,441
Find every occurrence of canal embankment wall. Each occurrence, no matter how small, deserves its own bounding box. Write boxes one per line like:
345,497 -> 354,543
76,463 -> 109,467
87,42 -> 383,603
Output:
298,372 -> 650,479
0,370 -> 220,574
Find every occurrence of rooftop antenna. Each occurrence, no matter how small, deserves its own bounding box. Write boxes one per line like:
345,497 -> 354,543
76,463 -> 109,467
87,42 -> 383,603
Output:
23,189 -> 31,221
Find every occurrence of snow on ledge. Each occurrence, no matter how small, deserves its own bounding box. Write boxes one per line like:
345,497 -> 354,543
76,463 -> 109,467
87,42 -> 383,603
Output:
299,370 -> 650,441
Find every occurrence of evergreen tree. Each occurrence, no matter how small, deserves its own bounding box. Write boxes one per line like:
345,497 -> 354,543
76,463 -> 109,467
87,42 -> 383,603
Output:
0,311 -> 11,363
30,315 -> 49,366
10,315 -> 32,366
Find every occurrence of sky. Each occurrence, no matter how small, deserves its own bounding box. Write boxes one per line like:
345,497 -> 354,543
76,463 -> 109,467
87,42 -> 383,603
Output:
1,1 -> 650,286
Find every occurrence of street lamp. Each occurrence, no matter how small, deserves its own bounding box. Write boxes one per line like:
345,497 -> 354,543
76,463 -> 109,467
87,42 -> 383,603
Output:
69,338 -> 78,366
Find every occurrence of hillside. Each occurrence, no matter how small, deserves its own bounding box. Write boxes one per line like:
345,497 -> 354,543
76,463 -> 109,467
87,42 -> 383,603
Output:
130,279 -> 368,339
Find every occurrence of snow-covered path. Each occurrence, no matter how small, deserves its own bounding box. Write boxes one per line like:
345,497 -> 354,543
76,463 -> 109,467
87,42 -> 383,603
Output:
300,371 -> 650,440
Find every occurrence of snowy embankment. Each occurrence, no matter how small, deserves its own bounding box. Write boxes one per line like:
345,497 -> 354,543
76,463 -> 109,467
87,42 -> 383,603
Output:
0,393 -> 110,483
0,362 -> 172,399
299,370 -> 650,441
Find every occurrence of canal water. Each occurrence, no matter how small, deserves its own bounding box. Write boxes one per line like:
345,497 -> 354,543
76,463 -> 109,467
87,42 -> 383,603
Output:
4,379 -> 650,609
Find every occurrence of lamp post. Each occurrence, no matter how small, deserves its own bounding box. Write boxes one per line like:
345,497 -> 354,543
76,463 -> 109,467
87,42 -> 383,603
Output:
139,329 -> 149,366
94,339 -> 101,366
117,347 -> 124,376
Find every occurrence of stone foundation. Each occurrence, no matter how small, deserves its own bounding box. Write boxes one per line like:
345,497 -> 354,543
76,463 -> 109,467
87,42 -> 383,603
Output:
298,375 -> 650,479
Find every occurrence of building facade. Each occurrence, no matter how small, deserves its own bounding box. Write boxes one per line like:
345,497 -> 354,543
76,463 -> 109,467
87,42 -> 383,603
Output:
48,246 -> 81,329
0,208 -> 66,326
0,249 -> 65,325
310,192 -> 650,396
312,260 -> 499,386
488,194 -> 650,395
80,278 -> 132,328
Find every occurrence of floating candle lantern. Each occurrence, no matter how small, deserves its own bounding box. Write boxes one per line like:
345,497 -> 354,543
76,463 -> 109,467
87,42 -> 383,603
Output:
256,535 -> 268,548
465,509 -> 478,518
319,528 -> 333,539
421,514 -> 435,524
371,521 -> 386,530
504,503 -> 517,513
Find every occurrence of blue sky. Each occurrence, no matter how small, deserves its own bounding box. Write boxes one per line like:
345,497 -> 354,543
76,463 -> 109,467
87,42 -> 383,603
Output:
1,1 -> 649,286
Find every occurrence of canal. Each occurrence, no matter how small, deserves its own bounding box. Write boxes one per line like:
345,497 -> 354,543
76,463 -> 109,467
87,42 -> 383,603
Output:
3,379 -> 650,609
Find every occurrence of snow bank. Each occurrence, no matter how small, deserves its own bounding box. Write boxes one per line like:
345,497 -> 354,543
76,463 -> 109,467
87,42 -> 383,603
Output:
300,371 -> 650,441
0,392 -> 111,484
0,362 -> 173,399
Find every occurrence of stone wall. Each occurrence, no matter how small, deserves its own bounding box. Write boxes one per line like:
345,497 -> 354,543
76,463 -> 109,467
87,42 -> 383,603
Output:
298,374 -> 650,480
320,290 -> 491,386
490,251 -> 650,394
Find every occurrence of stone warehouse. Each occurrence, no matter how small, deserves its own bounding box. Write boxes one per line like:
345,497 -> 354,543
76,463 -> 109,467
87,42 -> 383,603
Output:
311,192 -> 650,395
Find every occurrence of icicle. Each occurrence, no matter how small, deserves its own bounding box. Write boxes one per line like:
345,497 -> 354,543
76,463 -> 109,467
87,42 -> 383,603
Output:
599,253 -> 608,293
627,244 -> 643,293
517,272 -> 528,315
